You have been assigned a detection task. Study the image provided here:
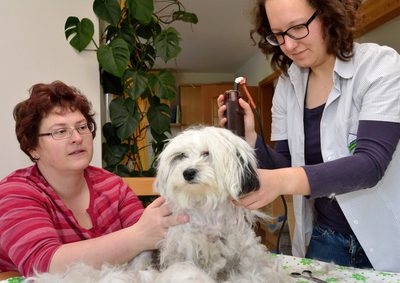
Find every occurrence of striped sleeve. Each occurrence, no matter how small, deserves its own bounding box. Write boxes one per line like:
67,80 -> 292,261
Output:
119,182 -> 144,226
0,181 -> 62,276
86,167 -> 144,229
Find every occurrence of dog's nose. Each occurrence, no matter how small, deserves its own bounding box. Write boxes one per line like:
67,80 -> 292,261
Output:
183,168 -> 197,181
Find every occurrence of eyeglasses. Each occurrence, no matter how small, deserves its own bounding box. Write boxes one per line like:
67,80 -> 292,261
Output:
265,10 -> 319,46
38,122 -> 94,140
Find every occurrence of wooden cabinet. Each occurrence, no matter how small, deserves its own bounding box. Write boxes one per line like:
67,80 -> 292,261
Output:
123,177 -> 156,196
179,82 -> 259,128
179,83 -> 230,128
257,196 -> 294,253
179,84 -> 208,127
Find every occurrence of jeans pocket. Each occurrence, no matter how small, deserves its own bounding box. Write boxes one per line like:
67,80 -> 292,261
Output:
310,224 -> 329,241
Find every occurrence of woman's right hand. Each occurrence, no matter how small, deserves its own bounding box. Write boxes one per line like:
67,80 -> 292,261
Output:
132,197 -> 189,250
217,95 -> 258,148
48,197 -> 189,273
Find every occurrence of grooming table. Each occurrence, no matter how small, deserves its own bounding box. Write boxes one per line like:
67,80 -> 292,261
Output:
1,254 -> 399,282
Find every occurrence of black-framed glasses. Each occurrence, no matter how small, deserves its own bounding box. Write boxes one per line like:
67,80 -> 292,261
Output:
265,10 -> 319,46
38,122 -> 94,140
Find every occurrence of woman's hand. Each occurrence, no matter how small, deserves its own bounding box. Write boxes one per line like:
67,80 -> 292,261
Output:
133,197 -> 189,250
217,94 -> 228,128
235,169 -> 281,210
49,197 -> 189,273
236,168 -> 311,210
217,95 -> 258,147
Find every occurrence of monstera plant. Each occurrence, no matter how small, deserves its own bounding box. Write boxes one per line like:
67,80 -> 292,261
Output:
64,0 -> 197,176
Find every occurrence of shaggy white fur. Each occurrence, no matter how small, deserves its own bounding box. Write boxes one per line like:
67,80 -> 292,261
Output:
25,126 -> 293,283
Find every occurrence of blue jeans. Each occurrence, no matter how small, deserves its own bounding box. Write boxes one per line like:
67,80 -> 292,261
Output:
305,224 -> 373,269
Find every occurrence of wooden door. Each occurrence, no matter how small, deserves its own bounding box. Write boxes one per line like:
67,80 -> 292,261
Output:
180,85 -> 203,128
201,83 -> 232,126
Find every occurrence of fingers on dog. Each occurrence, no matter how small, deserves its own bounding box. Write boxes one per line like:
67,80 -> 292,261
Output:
164,214 -> 189,228
176,214 -> 190,224
148,196 -> 166,208
238,192 -> 260,209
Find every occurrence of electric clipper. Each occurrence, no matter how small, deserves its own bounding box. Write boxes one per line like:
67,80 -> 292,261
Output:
223,77 -> 245,137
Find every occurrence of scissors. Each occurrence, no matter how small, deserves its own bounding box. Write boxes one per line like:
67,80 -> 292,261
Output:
290,270 -> 327,283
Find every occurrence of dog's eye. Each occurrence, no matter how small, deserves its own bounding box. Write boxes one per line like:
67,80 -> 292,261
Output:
201,151 -> 209,158
172,152 -> 187,162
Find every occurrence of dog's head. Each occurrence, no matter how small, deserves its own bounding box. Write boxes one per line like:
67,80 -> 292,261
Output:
154,126 -> 260,210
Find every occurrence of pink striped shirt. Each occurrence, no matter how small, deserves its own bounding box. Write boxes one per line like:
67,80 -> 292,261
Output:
0,165 -> 144,276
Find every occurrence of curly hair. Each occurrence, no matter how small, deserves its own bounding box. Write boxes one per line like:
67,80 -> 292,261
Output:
13,81 -> 97,162
250,0 -> 362,75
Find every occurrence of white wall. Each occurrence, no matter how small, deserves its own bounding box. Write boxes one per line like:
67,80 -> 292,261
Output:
0,1 -> 101,179
174,72 -> 235,85
235,52 -> 273,86
357,17 -> 400,52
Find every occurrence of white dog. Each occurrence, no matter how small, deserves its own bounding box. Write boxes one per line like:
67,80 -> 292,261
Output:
151,126 -> 291,282
26,126 -> 292,283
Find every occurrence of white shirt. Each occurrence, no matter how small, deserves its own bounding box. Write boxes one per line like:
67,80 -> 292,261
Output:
271,42 -> 400,272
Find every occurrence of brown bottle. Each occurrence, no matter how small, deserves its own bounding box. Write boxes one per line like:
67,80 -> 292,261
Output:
224,89 -> 244,137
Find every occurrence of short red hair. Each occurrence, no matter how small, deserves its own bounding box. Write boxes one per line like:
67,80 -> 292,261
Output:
13,81 -> 96,162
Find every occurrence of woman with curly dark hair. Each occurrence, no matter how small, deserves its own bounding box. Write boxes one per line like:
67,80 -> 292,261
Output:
0,81 -> 188,276
218,0 -> 400,272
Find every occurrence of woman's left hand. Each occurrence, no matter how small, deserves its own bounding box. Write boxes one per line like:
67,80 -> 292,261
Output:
236,167 -> 311,210
235,169 -> 281,209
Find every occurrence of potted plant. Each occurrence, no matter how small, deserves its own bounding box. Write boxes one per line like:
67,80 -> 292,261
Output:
64,0 -> 197,177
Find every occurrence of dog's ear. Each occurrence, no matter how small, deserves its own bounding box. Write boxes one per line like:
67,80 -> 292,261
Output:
238,154 -> 260,195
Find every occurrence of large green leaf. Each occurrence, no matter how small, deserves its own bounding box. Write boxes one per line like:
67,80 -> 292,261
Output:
119,21 -> 136,53
154,27 -> 181,62
126,0 -> 154,25
172,11 -> 198,24
147,103 -> 171,134
123,69 -> 148,100
101,71 -> 123,96
93,0 -> 121,27
109,96 -> 140,140
136,19 -> 161,40
148,70 -> 177,100
105,25 -> 119,43
114,164 -> 137,177
64,17 -> 94,52
102,122 -> 122,145
151,129 -> 169,144
102,142 -> 128,166
97,38 -> 130,78
131,43 -> 156,70
150,130 -> 168,159
103,163 -> 133,176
